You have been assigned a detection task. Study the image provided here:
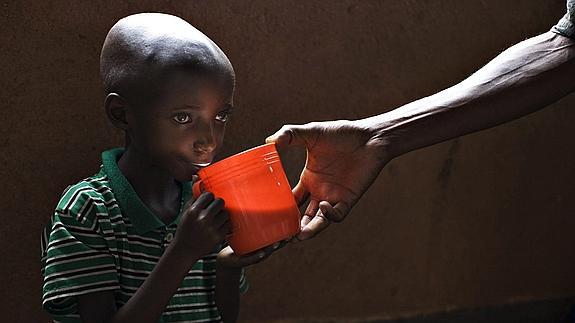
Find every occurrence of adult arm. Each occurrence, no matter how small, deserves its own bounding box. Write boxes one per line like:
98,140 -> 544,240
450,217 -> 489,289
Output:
267,31 -> 575,240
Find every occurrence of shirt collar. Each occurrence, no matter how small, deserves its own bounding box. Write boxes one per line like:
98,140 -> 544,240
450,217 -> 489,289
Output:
101,148 -> 191,234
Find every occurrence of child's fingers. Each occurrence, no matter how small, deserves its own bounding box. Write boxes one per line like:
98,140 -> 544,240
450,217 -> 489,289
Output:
241,243 -> 279,266
219,242 -> 283,268
217,219 -> 232,237
187,192 -> 214,214
202,197 -> 224,220
277,240 -> 289,249
212,208 -> 229,228
297,209 -> 330,241
319,200 -> 350,223
224,250 -> 265,267
238,253 -> 267,266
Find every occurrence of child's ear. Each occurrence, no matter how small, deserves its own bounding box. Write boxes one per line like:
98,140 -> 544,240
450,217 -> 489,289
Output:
105,93 -> 130,130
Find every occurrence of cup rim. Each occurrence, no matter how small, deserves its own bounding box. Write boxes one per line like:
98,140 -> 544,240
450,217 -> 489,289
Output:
198,142 -> 277,177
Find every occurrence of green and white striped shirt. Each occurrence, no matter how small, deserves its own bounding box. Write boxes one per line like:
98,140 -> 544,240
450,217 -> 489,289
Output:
41,148 -> 247,323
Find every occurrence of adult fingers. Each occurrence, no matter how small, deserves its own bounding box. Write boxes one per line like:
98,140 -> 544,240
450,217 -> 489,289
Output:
297,209 -> 331,241
265,124 -> 313,148
300,199 -> 319,231
319,200 -> 351,223
304,199 -> 319,218
292,182 -> 310,207
300,215 -> 312,231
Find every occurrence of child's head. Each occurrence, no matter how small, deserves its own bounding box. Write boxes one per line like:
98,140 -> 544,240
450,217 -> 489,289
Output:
100,13 -> 234,181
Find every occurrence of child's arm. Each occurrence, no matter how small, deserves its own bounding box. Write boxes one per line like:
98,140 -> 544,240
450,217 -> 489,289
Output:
215,265 -> 242,322
78,244 -> 203,323
77,192 -> 230,323
215,243 -> 284,322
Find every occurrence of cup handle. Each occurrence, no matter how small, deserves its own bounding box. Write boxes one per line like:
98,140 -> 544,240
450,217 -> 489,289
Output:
192,179 -> 204,198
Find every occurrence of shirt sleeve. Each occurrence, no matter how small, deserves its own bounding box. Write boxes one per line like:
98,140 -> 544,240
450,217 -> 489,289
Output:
551,0 -> 575,39
41,184 -> 119,318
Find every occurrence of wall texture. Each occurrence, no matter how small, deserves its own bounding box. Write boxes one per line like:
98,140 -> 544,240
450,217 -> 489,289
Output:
2,1 -> 574,322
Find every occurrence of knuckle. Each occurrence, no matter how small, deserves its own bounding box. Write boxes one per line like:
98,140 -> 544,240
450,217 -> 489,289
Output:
182,199 -> 194,210
196,211 -> 207,222
281,125 -> 297,137
188,203 -> 204,215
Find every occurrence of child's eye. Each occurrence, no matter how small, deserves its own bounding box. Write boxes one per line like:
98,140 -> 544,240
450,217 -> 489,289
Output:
173,113 -> 192,124
215,111 -> 231,123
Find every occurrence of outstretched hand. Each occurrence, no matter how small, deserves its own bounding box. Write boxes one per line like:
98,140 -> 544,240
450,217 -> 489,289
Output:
266,119 -> 391,241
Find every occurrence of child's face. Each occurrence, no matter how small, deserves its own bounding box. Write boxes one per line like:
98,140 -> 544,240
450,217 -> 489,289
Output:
126,70 -> 234,182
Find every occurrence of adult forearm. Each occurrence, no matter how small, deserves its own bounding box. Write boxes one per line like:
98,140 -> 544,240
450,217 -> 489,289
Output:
215,265 -> 241,323
368,32 -> 575,159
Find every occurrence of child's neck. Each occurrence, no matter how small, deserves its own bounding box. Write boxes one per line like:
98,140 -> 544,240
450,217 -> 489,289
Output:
117,147 -> 182,224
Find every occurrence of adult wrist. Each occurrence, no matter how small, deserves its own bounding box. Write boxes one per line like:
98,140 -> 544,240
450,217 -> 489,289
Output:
355,113 -> 403,162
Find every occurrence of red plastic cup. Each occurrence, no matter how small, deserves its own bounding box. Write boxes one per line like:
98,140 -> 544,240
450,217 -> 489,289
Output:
192,143 -> 300,255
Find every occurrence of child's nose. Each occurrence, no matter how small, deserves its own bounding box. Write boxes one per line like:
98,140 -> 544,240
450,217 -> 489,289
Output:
193,120 -> 217,153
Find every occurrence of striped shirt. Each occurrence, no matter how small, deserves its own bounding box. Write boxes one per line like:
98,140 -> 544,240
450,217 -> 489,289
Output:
41,148 -> 247,323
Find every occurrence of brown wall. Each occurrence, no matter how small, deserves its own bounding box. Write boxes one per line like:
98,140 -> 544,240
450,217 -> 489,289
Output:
2,1 -> 575,322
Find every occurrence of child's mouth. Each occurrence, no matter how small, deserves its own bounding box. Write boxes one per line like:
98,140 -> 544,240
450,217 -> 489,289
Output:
192,162 -> 211,168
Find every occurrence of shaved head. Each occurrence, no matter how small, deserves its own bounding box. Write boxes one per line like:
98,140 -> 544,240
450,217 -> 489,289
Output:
100,13 -> 234,103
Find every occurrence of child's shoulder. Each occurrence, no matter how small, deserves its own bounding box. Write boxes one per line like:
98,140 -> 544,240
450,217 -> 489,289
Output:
54,167 -> 117,226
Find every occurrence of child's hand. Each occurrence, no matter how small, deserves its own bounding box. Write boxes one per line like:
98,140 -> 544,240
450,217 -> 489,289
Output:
217,241 -> 287,268
173,192 -> 231,260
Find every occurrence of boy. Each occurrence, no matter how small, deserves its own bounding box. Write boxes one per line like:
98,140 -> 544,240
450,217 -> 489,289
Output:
41,13 -> 280,322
